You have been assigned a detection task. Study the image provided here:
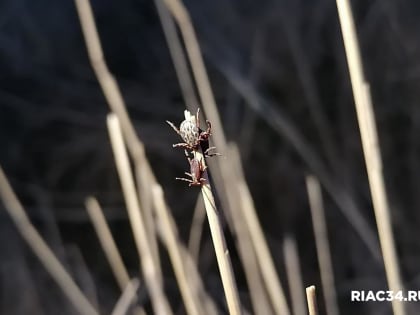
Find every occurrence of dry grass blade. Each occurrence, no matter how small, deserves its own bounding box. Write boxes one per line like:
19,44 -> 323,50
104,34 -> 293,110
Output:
74,0 -> 142,159
194,149 -> 242,315
85,197 -> 130,291
85,197 -> 146,315
155,1 -> 276,312
283,236 -> 307,315
74,0 -> 161,270
306,175 -> 339,315
219,148 -> 273,315
336,1 -> 405,315
153,0 -> 199,111
107,114 -> 172,315
231,145 -> 290,315
306,286 -> 319,315
0,166 -> 99,315
151,187 -> 219,315
135,163 -> 161,273
187,193 -> 205,262
111,278 -> 142,315
162,0 -> 227,151
152,184 -> 203,315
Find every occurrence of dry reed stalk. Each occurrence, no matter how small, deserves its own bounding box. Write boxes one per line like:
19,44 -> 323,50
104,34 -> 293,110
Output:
152,185 -> 203,315
111,278 -> 142,315
153,0 -> 199,111
283,236 -> 307,315
74,0 -> 162,279
157,0 -> 290,310
230,145 -> 290,315
107,114 -> 172,315
135,163 -> 161,271
305,175 -> 339,315
178,110 -> 241,315
218,148 -> 273,315
306,286 -> 319,315
85,197 -> 146,315
66,245 -> 99,310
159,0 -> 288,312
151,189 -> 219,315
179,245 -> 220,315
187,193 -> 206,262
0,166 -> 99,315
335,1 -> 405,315
85,197 -> 130,291
162,0 -> 227,151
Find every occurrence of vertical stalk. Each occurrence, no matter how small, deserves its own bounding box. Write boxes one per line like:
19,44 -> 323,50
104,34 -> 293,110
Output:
335,1 -> 405,315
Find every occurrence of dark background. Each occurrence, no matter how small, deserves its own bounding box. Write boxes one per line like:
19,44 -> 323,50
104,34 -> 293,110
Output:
1,0 -> 420,314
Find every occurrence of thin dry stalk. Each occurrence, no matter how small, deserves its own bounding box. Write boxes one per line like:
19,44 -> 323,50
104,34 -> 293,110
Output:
305,175 -> 339,315
111,278 -> 142,315
179,246 -> 220,315
74,0 -> 141,158
187,193 -> 206,262
195,148 -> 242,315
152,185 -> 203,315
66,245 -> 99,310
219,147 -> 273,315
152,192 -> 219,315
283,236 -> 307,315
156,0 -> 290,309
231,145 -> 290,315
153,0 -> 199,111
336,1 -> 405,315
74,0 -> 162,279
162,0 -> 227,151
158,2 -> 277,312
135,163 -> 161,271
107,114 -> 172,315
306,286 -> 319,315
0,166 -> 99,315
85,197 -> 146,315
85,197 -> 130,291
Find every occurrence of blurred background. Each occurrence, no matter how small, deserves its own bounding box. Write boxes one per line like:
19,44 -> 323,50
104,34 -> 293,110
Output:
1,0 -> 420,314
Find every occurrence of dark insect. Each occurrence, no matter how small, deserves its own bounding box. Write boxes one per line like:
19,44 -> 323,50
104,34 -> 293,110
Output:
176,150 -> 207,186
166,108 -> 216,155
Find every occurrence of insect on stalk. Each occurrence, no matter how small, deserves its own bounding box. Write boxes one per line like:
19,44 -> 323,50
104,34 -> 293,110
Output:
176,150 -> 207,186
166,108 -> 219,156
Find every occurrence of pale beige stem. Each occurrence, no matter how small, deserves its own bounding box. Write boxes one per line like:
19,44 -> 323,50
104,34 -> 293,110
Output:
0,166 -> 99,315
156,1 -> 280,312
135,163 -> 161,273
187,193 -> 206,262
306,286 -> 319,315
231,145 -> 290,315
152,189 -> 219,315
306,175 -> 339,315
336,1 -> 405,315
162,0 -> 226,151
153,0 -> 199,111
152,184 -> 204,315
283,236 -> 307,315
85,197 -> 130,291
179,246 -> 220,315
107,114 -> 172,315
74,0 -> 162,287
74,0 -> 141,159
111,278 -> 142,315
152,185 -> 203,315
195,149 -> 242,315
220,148 -> 273,315
85,197 -> 147,315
